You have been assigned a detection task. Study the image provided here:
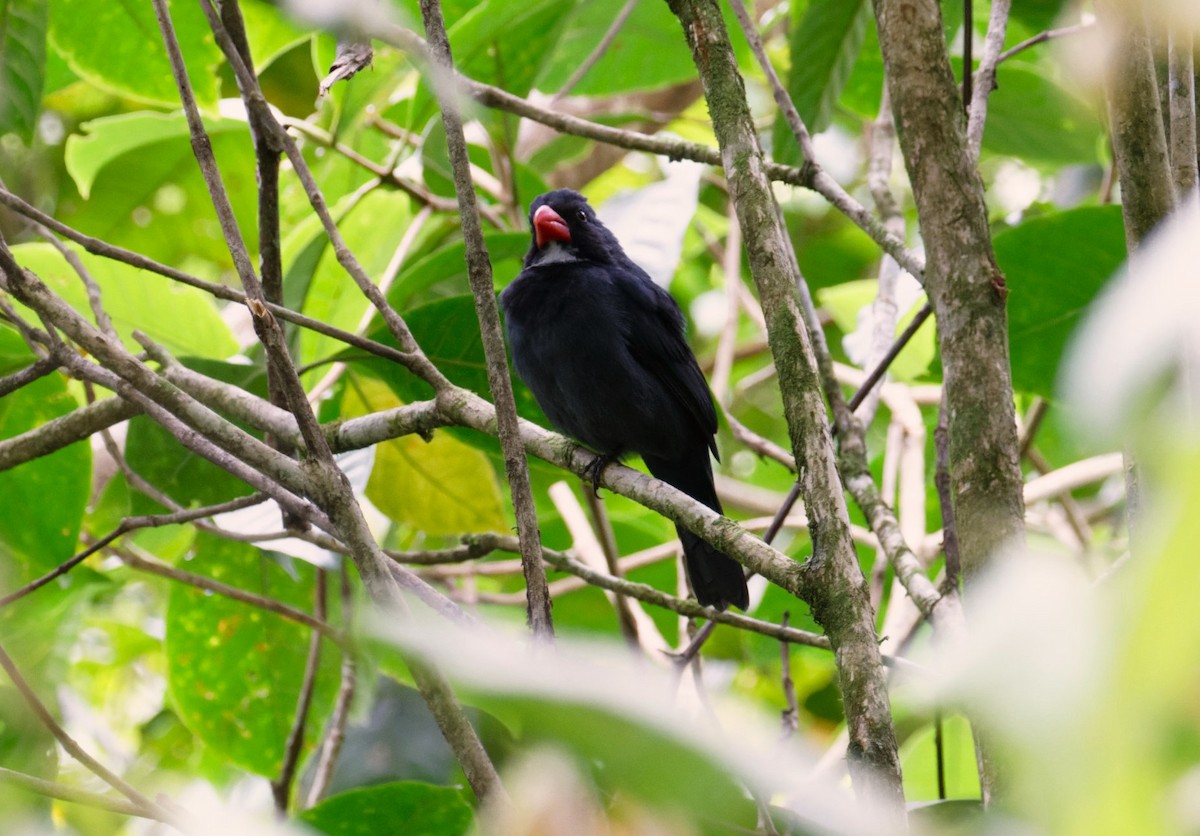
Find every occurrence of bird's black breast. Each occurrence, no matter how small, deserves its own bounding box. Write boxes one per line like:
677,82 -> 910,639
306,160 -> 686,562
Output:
500,261 -> 710,459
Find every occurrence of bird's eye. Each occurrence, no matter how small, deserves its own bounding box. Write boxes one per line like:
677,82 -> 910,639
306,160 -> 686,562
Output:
576,210 -> 588,222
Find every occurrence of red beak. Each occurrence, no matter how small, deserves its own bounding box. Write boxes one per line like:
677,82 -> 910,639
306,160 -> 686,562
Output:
533,205 -> 572,248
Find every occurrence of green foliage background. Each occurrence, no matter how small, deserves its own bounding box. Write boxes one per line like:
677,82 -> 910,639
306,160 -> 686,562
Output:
1,0 -> 1193,833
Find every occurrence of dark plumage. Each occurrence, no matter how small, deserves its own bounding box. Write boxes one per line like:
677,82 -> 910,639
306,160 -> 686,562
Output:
499,189 -> 749,611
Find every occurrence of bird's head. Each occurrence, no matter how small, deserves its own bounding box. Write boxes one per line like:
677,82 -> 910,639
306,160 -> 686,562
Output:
524,189 -> 621,266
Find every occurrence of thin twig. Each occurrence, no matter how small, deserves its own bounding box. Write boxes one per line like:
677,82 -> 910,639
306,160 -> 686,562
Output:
582,487 -> 641,646
779,612 -> 799,737
0,642 -> 181,825
0,356 -> 58,397
966,0 -> 1012,159
282,118 -> 506,227
0,495 -> 265,608
418,0 -> 553,639
305,565 -> 357,808
997,21 -> 1093,64
846,303 -> 933,414
272,571 -> 327,813
0,767 -> 159,820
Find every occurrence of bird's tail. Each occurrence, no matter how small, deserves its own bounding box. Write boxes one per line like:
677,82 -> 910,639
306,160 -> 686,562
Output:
643,453 -> 750,611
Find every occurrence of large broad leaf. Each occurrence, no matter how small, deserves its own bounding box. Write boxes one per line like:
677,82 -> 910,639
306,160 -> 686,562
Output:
301,782 -> 473,836
996,206 -> 1127,397
0,328 -> 89,574
48,0 -> 222,106
441,0 -> 573,100
401,0 -> 574,136
165,534 -> 339,777
0,0 -> 47,142
386,230 -> 530,312
899,714 -> 981,800
537,0 -> 698,96
8,242 -> 238,360
295,189 -> 413,369
342,375 -> 509,535
981,64 -> 1102,164
774,0 -> 871,164
61,112 -> 257,268
237,0 -> 310,71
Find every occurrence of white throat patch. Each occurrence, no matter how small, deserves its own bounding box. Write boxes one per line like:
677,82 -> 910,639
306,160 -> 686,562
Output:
537,241 -> 582,265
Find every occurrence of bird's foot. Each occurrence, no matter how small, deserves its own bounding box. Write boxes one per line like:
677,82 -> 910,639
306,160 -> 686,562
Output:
584,452 -> 615,497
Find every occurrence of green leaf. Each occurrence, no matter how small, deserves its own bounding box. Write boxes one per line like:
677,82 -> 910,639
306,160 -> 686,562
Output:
817,280 -> 935,382
360,295 -> 541,418
300,782 -> 473,836
65,111 -> 244,200
343,375 -> 509,535
60,112 -> 258,268
445,0 -> 574,100
238,0 -> 309,71
389,231 -> 530,310
165,534 -> 338,776
48,0 -> 222,106
0,329 -> 89,574
1008,0 -> 1071,34
295,189 -> 413,369
774,0 -> 870,163
0,0 -> 48,142
995,206 -> 1127,397
981,64 -> 1102,164
9,242 -> 238,360
900,714 -> 981,801
537,0 -> 698,96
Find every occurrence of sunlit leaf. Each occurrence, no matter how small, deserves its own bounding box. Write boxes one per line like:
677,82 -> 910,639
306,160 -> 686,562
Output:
0,329 -> 88,574
774,0 -> 871,163
9,242 -> 238,360
60,112 -> 257,268
0,0 -> 47,142
343,375 -> 508,535
48,0 -> 222,106
301,781 -> 473,836
996,205 -> 1126,397
165,534 -> 339,776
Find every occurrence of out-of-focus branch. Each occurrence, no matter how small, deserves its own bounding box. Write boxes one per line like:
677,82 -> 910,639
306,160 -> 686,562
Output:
665,0 -> 904,814
1099,0 -> 1176,250
0,642 -> 182,827
1167,28 -> 1198,197
966,0 -> 1012,159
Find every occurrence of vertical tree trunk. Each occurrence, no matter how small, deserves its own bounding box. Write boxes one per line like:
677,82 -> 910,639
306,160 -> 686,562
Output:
666,0 -> 906,820
870,0 -> 1025,587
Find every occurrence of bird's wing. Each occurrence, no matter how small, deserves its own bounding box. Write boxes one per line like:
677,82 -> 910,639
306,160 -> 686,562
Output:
614,266 -> 720,457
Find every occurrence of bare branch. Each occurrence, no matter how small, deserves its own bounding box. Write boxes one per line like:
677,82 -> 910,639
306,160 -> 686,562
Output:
0,641 -> 182,826
272,572 -> 327,812
0,767 -> 160,820
417,0 -> 554,639
966,0 -> 1012,160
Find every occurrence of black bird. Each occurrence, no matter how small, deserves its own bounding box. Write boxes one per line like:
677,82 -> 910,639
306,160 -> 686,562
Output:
499,189 -> 749,611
